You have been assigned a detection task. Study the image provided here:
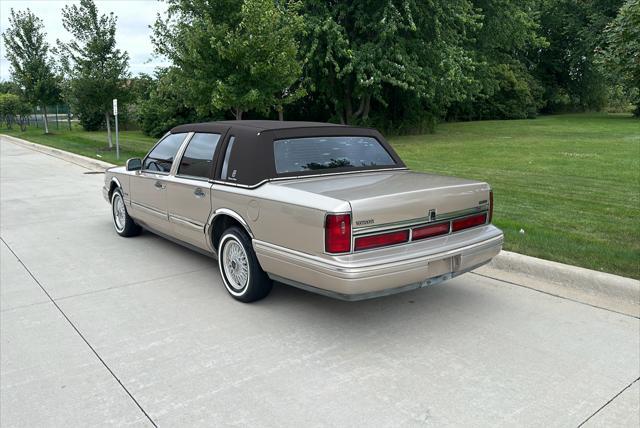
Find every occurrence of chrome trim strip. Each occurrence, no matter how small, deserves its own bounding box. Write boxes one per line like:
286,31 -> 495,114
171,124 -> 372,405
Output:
110,176 -> 122,190
350,211 -> 488,254
254,233 -> 503,275
170,132 -> 195,176
353,206 -> 488,234
209,167 -> 409,189
206,208 -> 255,239
269,260 -> 491,301
169,214 -> 205,231
131,201 -> 167,219
174,174 -> 210,182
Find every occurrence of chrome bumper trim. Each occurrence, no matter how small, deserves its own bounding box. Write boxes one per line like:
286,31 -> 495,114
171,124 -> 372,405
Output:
253,234 -> 503,277
270,260 -> 490,301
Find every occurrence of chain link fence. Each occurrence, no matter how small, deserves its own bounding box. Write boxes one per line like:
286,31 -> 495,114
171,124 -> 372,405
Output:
30,104 -> 76,130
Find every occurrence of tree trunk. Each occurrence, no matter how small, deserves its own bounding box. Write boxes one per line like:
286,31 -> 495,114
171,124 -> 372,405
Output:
105,112 -> 113,149
362,94 -> 371,120
353,97 -> 365,118
42,106 -> 50,134
234,108 -> 243,120
67,109 -> 71,131
344,93 -> 353,124
278,107 -> 284,121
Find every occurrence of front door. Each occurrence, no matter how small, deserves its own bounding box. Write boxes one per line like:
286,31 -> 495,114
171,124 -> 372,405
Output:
167,132 -> 222,249
129,132 -> 189,234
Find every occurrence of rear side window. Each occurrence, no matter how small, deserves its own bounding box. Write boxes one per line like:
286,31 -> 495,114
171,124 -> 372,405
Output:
273,136 -> 396,174
178,133 -> 220,179
143,133 -> 187,173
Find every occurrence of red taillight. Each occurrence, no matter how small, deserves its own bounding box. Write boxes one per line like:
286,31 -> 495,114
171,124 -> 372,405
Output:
412,222 -> 450,241
354,230 -> 409,251
489,190 -> 494,223
451,213 -> 487,232
325,214 -> 351,253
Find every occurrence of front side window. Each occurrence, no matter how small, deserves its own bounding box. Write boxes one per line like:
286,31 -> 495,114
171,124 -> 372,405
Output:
178,133 -> 220,179
143,133 -> 187,173
273,136 -> 396,174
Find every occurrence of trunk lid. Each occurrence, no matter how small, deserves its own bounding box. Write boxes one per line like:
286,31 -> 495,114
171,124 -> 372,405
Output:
275,170 -> 491,229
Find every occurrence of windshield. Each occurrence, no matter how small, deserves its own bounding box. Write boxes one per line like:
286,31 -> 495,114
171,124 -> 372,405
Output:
273,136 -> 396,174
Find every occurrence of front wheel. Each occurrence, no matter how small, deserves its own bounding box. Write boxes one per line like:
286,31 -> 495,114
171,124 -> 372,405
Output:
218,226 -> 272,302
111,188 -> 141,237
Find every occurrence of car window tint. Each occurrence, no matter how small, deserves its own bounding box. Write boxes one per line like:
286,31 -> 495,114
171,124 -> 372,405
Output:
178,133 -> 220,179
273,136 -> 396,174
143,133 -> 186,173
220,136 -> 235,180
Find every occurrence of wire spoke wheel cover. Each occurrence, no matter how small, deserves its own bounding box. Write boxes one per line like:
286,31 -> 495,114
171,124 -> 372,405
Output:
222,239 -> 250,291
113,194 -> 126,231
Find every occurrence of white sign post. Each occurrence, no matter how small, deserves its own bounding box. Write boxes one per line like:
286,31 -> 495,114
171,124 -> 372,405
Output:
113,99 -> 120,160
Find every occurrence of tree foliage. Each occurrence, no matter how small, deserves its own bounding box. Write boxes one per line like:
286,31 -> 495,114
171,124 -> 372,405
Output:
58,0 -> 129,145
447,0 -> 546,120
300,0 -> 480,128
533,0 -> 624,112
0,93 -> 31,130
152,0 -> 305,120
138,68 -> 204,137
1,8 -> 59,133
598,0 -> 640,115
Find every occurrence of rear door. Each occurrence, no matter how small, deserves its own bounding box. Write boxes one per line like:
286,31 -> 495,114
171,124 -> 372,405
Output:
166,132 -> 222,250
130,132 -> 188,234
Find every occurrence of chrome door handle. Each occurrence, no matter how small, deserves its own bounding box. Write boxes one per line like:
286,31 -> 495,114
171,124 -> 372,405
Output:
194,188 -> 205,198
154,181 -> 165,190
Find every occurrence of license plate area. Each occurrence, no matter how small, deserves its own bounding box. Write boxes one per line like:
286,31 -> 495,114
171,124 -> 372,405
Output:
428,256 -> 456,277
420,255 -> 461,288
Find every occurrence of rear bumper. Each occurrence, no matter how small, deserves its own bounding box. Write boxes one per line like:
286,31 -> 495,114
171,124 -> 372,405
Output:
254,225 -> 503,300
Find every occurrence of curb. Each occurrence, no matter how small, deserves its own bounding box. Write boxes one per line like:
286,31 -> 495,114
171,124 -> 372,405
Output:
1,134 -> 116,171
3,134 -> 639,315
478,251 -> 639,317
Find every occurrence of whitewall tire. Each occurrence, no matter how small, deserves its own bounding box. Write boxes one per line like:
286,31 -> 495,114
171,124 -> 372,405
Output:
218,226 -> 272,302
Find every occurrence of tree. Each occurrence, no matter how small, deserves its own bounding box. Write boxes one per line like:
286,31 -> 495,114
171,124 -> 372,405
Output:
58,0 -> 129,146
598,0 -> 640,116
0,93 -> 31,131
301,0 -> 480,128
213,0 -> 306,119
2,9 -> 59,134
447,0 -> 547,120
153,0 -> 305,120
533,0 -> 624,112
138,68 -> 204,137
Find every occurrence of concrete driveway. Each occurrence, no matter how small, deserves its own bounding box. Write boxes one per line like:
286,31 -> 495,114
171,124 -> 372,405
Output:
1,137 -> 638,427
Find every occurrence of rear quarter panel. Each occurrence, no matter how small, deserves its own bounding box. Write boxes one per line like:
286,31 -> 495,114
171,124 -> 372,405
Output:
212,183 -> 349,256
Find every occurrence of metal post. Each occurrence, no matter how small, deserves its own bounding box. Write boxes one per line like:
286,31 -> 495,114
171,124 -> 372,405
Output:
113,99 -> 120,160
56,105 -> 59,129
67,105 -> 71,130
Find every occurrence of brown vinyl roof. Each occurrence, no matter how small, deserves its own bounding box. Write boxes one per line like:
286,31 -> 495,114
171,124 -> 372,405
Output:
168,120 -> 405,187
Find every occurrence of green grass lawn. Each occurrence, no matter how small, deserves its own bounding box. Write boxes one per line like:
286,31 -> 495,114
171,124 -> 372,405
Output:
2,113 -> 638,278
1,124 -> 156,165
391,113 -> 640,279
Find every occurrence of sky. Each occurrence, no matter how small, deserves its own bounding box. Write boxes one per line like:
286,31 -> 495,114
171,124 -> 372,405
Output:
0,0 -> 170,81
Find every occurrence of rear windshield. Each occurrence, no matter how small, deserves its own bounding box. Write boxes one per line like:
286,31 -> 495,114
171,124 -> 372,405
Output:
273,136 -> 396,174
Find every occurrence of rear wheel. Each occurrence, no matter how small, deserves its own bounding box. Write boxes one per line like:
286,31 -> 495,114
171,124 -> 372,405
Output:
111,188 -> 141,237
218,226 -> 272,302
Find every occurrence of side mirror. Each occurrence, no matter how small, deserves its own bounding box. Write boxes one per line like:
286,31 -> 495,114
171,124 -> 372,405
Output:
126,158 -> 142,171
